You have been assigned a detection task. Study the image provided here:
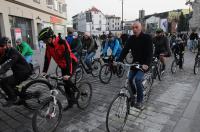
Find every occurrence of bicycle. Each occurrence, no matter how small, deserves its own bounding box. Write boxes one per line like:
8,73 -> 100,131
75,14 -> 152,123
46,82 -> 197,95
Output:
106,62 -> 153,132
171,52 -> 184,74
56,50 -> 101,83
149,56 -> 162,81
194,53 -> 200,74
99,56 -> 125,84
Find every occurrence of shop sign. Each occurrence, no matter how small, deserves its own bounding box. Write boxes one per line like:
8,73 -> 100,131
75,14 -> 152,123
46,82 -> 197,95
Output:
50,16 -> 62,24
15,28 -> 22,40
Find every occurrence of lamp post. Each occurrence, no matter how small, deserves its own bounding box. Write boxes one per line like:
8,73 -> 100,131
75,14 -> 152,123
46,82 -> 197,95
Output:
121,0 -> 124,32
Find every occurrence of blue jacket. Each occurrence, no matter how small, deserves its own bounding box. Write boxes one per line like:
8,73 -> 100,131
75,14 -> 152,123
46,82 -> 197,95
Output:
66,35 -> 73,45
103,39 -> 122,57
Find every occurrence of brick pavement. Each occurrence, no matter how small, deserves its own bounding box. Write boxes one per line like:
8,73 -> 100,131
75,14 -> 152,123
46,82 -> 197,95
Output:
0,50 -> 200,132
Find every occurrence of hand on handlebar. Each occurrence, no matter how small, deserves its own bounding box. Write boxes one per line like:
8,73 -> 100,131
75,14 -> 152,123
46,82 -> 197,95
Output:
63,75 -> 71,80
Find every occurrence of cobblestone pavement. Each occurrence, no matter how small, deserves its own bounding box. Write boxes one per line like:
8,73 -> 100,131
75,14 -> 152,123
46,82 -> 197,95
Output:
0,49 -> 200,132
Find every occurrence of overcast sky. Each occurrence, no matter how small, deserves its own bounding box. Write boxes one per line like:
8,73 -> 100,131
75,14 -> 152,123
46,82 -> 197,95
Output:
66,0 -> 188,22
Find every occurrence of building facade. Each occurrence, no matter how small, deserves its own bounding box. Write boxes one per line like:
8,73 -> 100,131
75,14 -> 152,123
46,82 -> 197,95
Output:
189,0 -> 200,31
72,7 -> 106,36
0,0 -> 67,49
105,15 -> 121,32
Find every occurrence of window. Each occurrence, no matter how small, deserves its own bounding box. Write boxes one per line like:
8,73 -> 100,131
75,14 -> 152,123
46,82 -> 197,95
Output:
62,4 -> 67,12
46,0 -> 53,5
33,0 -> 40,3
92,26 -> 94,30
99,20 -> 102,24
108,22 -> 109,25
99,15 -> 101,18
58,3 -> 62,13
112,25 -> 114,28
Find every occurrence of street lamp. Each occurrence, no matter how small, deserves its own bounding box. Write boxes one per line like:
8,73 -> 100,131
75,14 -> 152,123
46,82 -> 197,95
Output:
121,0 -> 124,32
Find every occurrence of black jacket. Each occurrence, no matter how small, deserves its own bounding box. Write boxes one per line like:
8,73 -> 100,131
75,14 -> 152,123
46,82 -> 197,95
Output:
0,48 -> 31,78
153,36 -> 171,56
118,32 -> 153,66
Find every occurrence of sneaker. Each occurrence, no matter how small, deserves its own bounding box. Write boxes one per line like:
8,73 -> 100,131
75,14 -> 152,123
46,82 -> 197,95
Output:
135,102 -> 144,110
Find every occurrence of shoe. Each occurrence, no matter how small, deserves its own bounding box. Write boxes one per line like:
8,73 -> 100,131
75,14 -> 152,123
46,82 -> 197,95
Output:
135,102 -> 144,110
63,100 -> 77,111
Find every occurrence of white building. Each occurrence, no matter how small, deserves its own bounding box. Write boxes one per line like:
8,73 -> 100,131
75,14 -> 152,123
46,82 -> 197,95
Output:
0,0 -> 67,49
72,7 -> 106,36
105,15 -> 121,32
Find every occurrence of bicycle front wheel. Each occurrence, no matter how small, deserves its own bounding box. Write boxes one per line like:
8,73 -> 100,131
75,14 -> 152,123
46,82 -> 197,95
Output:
91,59 -> 101,77
171,60 -> 178,74
30,66 -> 40,80
32,97 -> 62,132
77,82 -> 92,109
106,94 -> 129,132
99,64 -> 112,84
22,79 -> 52,110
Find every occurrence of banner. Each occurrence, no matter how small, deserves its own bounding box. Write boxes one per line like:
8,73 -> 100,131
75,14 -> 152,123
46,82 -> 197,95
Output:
160,19 -> 168,32
15,28 -> 22,40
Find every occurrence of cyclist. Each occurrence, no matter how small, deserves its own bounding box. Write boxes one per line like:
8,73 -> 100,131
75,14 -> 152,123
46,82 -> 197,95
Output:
65,28 -> 74,45
70,32 -> 82,60
171,38 -> 185,69
81,32 -> 97,73
153,28 -> 171,72
16,38 -> 33,63
102,33 -> 122,60
118,22 -> 153,109
189,30 -> 199,51
0,37 -> 32,106
38,27 -> 78,110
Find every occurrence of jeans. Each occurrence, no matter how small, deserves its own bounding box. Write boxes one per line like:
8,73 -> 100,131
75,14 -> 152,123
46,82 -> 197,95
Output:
84,52 -> 96,69
128,70 -> 144,103
24,55 -> 33,63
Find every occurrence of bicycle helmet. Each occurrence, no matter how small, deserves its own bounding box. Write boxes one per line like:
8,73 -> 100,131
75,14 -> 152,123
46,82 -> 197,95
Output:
38,27 -> 54,41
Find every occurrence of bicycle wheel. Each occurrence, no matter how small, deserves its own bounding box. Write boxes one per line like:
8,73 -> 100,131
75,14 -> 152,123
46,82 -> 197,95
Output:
32,97 -> 62,132
22,80 -> 52,110
71,66 -> 83,83
106,94 -> 129,132
30,66 -> 40,80
116,65 -> 125,78
99,64 -> 112,84
171,60 -> 178,74
194,60 -> 200,75
91,59 -> 101,77
55,65 -> 62,76
77,82 -> 92,109
143,74 -> 153,102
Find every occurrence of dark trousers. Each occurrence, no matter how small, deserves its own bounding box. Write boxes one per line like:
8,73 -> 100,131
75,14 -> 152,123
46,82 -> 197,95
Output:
1,75 -> 29,101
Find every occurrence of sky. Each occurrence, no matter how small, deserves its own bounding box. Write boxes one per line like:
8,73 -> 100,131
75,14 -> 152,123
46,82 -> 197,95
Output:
65,0 -> 189,22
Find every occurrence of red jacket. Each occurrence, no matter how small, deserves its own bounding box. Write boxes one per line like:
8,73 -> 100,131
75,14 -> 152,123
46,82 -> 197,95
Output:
43,37 -> 78,75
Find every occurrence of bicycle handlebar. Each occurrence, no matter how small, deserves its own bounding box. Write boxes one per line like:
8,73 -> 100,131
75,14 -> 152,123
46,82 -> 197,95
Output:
116,62 -> 143,71
44,74 -> 63,81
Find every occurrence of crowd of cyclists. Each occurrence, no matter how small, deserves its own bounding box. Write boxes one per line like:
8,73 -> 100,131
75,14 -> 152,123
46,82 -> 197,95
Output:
0,21 -> 200,121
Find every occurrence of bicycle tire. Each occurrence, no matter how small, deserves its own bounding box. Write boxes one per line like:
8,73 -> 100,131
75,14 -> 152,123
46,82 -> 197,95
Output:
106,94 -> 129,132
77,82 -> 92,110
22,79 -> 52,110
194,60 -> 200,75
32,97 -> 62,132
99,64 -> 112,84
171,60 -> 178,74
91,59 -> 101,77
72,66 -> 83,83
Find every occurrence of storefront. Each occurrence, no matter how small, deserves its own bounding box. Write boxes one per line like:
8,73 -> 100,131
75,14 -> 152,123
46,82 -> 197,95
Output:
9,16 -> 34,48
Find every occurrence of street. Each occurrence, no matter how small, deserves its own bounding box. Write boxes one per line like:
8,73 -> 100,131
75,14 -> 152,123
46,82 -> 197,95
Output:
0,48 -> 200,132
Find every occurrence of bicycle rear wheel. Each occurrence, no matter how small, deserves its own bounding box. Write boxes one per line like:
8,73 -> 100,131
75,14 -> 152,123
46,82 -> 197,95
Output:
22,80 -> 52,110
77,82 -> 92,109
91,59 -> 101,77
171,60 -> 178,74
71,66 -> 83,83
99,64 -> 112,84
32,97 -> 62,132
30,66 -> 40,80
106,94 -> 129,132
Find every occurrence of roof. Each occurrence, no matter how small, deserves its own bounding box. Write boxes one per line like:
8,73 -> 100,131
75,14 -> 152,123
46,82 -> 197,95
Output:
88,6 -> 101,13
105,15 -> 120,19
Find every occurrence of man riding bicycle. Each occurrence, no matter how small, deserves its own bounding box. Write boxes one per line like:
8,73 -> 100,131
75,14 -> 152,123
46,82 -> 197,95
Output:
38,27 -> 78,110
102,33 -> 122,60
118,22 -> 153,109
153,28 -> 171,72
0,37 -> 32,106
16,38 -> 34,63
